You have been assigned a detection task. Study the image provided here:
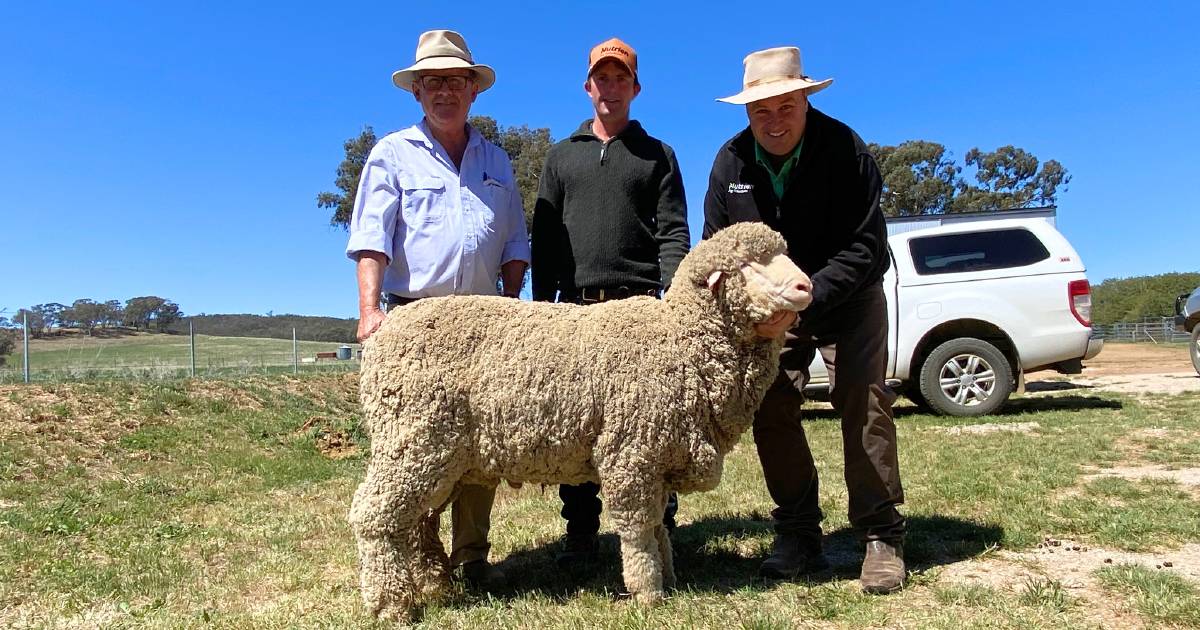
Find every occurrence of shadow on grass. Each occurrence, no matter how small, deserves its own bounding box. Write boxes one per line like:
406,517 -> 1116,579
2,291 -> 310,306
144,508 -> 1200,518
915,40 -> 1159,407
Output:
799,394 -> 1122,422
1025,380 -> 1093,393
482,512 -> 1002,605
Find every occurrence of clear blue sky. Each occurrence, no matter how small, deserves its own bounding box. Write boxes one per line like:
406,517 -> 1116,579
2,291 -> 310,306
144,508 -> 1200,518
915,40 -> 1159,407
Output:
2,1 -> 1196,319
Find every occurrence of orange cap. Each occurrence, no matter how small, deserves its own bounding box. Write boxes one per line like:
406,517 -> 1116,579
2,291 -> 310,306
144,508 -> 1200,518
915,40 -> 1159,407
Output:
588,37 -> 638,79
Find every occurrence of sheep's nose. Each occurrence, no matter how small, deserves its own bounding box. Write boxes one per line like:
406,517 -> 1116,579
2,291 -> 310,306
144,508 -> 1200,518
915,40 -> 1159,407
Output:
780,277 -> 813,309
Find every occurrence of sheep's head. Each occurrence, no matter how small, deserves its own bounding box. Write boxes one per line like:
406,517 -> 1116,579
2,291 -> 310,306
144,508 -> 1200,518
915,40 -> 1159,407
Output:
666,223 -> 811,340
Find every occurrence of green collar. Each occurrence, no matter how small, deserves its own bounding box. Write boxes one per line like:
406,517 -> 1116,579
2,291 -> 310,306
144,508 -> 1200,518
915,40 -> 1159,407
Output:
755,138 -> 804,199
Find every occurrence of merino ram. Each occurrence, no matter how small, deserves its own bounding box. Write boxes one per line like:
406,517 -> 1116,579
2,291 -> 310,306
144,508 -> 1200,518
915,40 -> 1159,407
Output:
348,222 -> 812,620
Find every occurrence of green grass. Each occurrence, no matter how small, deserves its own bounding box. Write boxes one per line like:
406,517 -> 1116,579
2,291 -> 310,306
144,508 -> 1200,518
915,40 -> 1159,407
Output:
1096,563 -> 1200,626
1,377 -> 1199,628
0,332 -> 359,383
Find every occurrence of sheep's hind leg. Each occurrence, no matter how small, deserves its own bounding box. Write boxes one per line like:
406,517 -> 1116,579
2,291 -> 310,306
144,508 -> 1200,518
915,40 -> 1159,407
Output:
348,446 -> 462,621
655,519 -> 675,590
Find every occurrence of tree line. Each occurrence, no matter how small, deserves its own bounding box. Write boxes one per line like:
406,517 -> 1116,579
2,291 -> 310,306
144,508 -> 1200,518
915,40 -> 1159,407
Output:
869,142 -> 1069,216
318,116 -> 1069,229
319,116 -> 553,231
165,314 -> 357,343
1091,272 -> 1200,326
2,296 -> 183,338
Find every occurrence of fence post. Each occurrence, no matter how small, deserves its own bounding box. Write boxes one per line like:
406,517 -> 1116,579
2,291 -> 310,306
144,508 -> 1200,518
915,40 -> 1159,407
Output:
22,311 -> 30,384
292,327 -> 298,375
189,322 -> 196,377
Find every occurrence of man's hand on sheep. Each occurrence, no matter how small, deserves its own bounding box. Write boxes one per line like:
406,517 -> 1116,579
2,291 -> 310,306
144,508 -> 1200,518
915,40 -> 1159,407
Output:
357,308 -> 388,343
754,310 -> 798,338
736,257 -> 812,338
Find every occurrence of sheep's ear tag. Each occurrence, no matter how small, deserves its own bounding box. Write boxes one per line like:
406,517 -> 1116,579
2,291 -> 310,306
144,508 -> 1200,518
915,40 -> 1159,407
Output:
706,270 -> 725,294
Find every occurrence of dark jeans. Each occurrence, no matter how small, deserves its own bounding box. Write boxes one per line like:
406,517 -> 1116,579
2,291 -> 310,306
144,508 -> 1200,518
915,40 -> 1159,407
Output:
560,482 -> 678,536
753,282 -> 905,544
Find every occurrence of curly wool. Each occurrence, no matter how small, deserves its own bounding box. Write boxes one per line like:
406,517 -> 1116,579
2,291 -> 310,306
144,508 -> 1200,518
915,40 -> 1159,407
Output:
349,222 -> 793,620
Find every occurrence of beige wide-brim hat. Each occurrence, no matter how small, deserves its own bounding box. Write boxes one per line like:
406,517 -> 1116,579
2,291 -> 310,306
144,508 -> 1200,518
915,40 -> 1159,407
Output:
717,46 -> 832,105
391,29 -> 496,93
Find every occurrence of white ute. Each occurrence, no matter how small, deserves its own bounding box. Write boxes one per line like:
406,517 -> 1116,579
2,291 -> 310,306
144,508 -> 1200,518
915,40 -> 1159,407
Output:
804,218 -> 1102,416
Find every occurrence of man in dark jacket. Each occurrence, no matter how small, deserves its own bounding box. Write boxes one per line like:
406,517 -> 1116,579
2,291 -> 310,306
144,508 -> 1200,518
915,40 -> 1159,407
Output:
531,37 -> 690,566
703,46 -> 906,594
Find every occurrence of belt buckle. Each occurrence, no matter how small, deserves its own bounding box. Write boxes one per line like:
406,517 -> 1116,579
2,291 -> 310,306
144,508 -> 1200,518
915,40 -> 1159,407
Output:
580,287 -> 605,304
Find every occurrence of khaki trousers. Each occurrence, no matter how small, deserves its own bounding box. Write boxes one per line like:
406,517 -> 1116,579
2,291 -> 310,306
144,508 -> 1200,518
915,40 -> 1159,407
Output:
448,483 -> 494,566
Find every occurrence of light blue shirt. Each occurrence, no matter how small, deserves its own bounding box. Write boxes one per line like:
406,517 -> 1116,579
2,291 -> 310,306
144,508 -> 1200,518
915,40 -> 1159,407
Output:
346,120 -> 531,298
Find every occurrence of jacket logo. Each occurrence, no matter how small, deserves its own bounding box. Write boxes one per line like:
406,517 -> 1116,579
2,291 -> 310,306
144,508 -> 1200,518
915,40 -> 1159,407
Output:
728,182 -> 754,194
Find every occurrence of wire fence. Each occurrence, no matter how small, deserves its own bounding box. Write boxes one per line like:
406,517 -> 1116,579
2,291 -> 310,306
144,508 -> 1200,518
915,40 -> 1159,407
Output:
4,314 -> 1190,384
0,321 -> 361,384
1091,317 -> 1191,344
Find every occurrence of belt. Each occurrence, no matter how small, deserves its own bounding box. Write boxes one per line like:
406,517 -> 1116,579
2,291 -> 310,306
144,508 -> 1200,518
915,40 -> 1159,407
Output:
563,286 -> 660,304
385,293 -> 421,307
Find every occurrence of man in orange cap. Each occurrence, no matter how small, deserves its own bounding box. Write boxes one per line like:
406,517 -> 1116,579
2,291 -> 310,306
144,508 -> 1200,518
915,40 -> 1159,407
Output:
531,38 -> 690,567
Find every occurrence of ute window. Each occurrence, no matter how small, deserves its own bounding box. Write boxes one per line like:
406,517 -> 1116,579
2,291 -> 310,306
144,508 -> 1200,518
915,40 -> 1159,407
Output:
909,228 -> 1050,275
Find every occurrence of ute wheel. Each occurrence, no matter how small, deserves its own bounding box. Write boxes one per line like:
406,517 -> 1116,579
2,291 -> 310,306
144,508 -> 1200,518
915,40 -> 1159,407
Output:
1191,327 -> 1200,376
918,338 -> 1013,417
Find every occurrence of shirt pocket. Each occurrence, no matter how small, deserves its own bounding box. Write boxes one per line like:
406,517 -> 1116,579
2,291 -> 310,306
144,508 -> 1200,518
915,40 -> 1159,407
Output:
481,174 -> 513,210
399,175 -> 447,224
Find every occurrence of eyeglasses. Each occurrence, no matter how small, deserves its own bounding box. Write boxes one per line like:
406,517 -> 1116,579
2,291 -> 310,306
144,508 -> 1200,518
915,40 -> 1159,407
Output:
418,75 -> 473,91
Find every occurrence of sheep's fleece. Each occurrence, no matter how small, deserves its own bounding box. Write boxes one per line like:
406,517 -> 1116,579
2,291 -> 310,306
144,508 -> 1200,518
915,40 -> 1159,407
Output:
349,222 -> 811,621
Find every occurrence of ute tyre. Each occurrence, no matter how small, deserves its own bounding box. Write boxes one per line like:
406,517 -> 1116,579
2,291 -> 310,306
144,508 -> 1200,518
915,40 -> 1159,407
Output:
1191,327 -> 1200,376
918,338 -> 1013,417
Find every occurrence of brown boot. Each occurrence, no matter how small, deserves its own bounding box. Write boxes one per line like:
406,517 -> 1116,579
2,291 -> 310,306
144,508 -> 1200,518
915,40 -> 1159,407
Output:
860,540 -> 904,594
759,534 -> 830,579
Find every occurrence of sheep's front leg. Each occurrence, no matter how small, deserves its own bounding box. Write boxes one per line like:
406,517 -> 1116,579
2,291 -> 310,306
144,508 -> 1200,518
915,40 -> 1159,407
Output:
603,479 -> 668,604
348,444 -> 461,621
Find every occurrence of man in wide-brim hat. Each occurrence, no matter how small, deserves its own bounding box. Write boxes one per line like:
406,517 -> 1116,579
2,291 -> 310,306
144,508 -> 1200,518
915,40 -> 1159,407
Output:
702,46 -> 907,595
346,29 -> 528,600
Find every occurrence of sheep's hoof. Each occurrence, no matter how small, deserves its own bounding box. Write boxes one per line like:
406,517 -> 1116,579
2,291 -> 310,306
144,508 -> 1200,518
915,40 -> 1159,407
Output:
369,600 -> 415,624
632,589 -> 666,605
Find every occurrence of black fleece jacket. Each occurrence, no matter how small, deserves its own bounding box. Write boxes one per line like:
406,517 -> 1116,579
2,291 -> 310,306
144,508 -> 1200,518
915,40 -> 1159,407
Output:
531,120 -> 690,302
702,107 -> 889,321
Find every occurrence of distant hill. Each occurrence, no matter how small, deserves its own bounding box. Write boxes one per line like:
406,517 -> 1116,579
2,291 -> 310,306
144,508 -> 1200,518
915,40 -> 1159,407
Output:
168,314 -> 357,343
1092,272 -> 1200,326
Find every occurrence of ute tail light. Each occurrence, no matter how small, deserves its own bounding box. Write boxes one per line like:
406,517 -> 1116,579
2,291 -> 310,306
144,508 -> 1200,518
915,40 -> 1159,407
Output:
1069,279 -> 1092,327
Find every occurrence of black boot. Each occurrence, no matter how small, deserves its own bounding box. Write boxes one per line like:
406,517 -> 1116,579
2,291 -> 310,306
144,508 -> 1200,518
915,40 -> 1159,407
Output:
759,534 -> 830,579
554,532 -> 600,569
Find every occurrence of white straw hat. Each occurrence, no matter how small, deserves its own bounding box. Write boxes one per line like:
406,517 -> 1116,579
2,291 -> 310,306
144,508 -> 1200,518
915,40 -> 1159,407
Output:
717,46 -> 832,105
391,30 -> 496,92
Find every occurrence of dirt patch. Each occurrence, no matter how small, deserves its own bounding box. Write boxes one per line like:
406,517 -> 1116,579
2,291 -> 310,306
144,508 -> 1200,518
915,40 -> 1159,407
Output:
1068,372 -> 1200,396
184,380 -> 265,411
1082,465 -> 1200,493
295,415 -> 360,460
938,539 -> 1200,627
1081,343 -> 1193,377
0,384 -> 145,480
942,421 -> 1041,435
1027,342 -> 1200,396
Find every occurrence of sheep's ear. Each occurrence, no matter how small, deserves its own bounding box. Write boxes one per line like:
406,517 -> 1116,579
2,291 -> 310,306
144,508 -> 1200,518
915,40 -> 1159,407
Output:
706,270 -> 725,295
